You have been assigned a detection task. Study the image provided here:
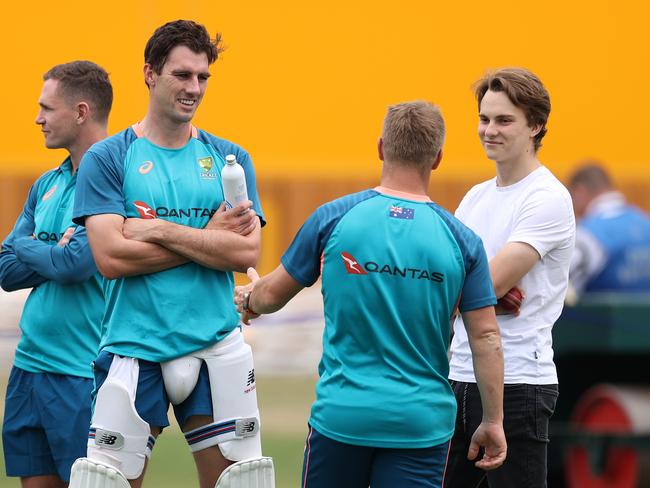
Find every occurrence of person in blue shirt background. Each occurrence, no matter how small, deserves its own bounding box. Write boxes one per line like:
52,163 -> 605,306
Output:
568,162 -> 650,297
0,60 -> 112,487
71,20 -> 266,488
235,101 -> 507,488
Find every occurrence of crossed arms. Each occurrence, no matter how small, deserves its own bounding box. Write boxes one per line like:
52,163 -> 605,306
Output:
0,186 -> 97,292
85,201 -> 261,279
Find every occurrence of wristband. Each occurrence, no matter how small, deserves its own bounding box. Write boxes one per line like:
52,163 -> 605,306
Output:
242,291 -> 260,316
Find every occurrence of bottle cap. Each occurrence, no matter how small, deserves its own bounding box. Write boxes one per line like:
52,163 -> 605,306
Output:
225,154 -> 237,165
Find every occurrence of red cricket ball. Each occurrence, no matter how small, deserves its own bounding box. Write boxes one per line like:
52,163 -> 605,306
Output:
498,287 -> 523,313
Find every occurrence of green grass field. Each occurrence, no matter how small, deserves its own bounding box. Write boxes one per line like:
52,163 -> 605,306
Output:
0,375 -> 317,487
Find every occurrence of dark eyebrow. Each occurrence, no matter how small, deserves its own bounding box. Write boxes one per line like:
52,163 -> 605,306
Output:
170,70 -> 211,79
39,102 -> 53,110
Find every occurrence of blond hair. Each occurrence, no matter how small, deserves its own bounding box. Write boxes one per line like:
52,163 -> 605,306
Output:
382,101 -> 445,167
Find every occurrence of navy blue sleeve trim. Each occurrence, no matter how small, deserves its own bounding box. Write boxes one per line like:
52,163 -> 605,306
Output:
281,190 -> 378,287
73,130 -> 132,226
427,202 -> 497,311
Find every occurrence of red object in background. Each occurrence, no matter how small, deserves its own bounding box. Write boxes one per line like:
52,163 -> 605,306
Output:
498,287 -> 523,313
566,385 -> 650,488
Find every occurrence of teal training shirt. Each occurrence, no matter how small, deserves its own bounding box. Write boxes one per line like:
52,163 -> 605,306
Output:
281,188 -> 496,448
0,159 -> 103,378
73,127 -> 265,362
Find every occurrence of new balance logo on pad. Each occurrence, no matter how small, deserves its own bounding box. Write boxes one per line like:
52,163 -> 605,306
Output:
235,418 -> 259,438
95,429 -> 125,450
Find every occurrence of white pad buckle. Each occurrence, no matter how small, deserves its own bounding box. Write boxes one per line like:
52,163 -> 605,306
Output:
215,457 -> 275,488
69,457 -> 130,488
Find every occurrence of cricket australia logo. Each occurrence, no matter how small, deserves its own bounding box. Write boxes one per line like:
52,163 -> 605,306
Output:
133,200 -> 157,219
341,252 -> 368,275
198,156 -> 216,180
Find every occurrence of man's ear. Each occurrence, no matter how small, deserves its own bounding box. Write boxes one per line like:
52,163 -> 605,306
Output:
431,149 -> 443,171
76,102 -> 90,124
144,64 -> 155,88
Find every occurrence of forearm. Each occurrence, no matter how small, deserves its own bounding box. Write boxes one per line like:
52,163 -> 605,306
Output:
85,214 -> 189,279
93,239 -> 188,279
489,242 -> 540,297
248,275 -> 295,314
237,265 -> 305,318
470,329 -> 504,423
149,220 -> 261,273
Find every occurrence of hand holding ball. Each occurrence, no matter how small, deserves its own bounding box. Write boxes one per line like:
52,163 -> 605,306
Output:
497,287 -> 524,315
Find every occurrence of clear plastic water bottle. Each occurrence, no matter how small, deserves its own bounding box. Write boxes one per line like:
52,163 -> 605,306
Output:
221,154 -> 248,209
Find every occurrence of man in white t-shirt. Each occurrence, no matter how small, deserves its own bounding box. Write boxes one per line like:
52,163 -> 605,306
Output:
444,68 -> 575,488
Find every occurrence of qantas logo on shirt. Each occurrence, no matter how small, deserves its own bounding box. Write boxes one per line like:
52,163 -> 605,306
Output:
341,251 -> 445,283
36,231 -> 65,242
133,201 -> 157,219
42,185 -> 58,201
133,200 -> 218,219
139,161 -> 155,174
341,252 -> 367,274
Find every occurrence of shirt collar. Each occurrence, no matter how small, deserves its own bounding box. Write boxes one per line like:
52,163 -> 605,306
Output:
373,186 -> 432,202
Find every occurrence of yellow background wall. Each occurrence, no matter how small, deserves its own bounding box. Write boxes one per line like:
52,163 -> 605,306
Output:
1,0 -> 649,272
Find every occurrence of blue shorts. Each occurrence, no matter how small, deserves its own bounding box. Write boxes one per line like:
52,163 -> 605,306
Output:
2,367 -> 93,482
93,350 -> 213,430
301,425 -> 450,488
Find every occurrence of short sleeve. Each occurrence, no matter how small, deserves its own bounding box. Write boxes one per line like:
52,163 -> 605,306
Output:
281,191 -> 376,287
458,234 -> 497,312
73,146 -> 127,225
508,188 -> 575,259
281,210 -> 326,287
428,203 -> 496,312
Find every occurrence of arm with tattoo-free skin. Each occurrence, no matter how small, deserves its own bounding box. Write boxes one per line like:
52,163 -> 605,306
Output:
85,213 -> 189,279
489,242 -> 537,315
462,305 -> 507,470
122,201 -> 261,273
87,201 -> 260,279
489,241 -> 539,298
234,266 -> 304,325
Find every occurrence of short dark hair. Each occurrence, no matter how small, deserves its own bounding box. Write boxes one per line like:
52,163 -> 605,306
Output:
569,162 -> 613,192
43,60 -> 113,123
145,20 -> 223,75
475,68 -> 550,152
382,101 -> 445,167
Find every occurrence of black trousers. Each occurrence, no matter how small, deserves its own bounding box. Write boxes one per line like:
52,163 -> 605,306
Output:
443,381 -> 558,488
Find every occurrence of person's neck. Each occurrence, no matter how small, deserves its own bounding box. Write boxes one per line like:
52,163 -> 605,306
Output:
379,162 -> 430,196
68,126 -> 108,174
495,152 -> 541,187
139,111 -> 193,148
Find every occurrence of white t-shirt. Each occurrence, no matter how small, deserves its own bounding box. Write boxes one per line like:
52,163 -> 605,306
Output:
449,166 -> 575,384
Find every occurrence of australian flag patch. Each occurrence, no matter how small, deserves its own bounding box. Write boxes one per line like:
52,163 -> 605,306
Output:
389,205 -> 415,220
